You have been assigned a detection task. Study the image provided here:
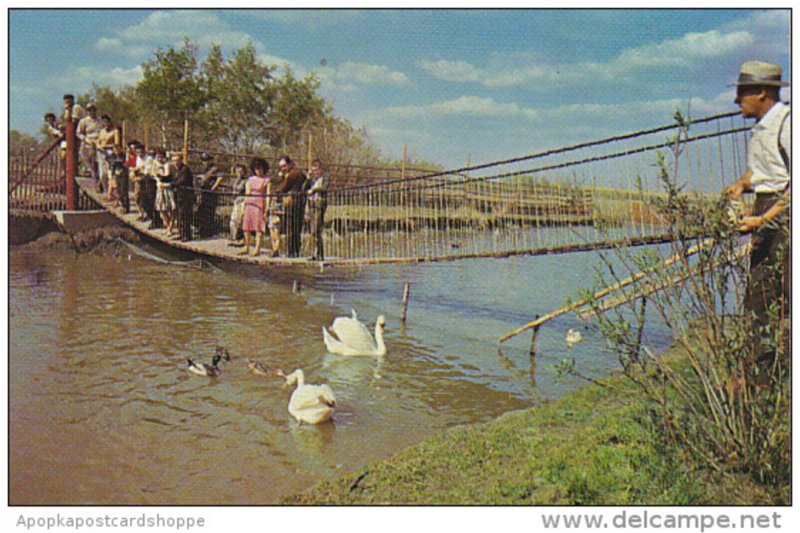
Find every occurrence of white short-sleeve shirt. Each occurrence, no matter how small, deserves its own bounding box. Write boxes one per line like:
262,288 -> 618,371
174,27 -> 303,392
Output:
748,101 -> 791,194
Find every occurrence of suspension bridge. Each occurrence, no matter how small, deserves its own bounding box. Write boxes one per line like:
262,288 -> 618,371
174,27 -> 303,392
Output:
9,110 -> 750,268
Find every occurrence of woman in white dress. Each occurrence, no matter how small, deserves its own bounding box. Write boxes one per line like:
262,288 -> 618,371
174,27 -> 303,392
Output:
152,149 -> 176,235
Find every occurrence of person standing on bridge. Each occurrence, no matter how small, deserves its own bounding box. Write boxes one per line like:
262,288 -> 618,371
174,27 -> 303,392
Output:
228,163 -> 248,245
76,103 -> 103,183
62,94 -> 85,123
170,152 -> 195,242
96,115 -> 120,197
107,144 -> 129,213
277,156 -> 308,258
153,149 -> 176,235
194,152 -> 224,239
306,159 -> 329,261
240,157 -> 271,257
724,60 -> 791,382
44,112 -> 67,168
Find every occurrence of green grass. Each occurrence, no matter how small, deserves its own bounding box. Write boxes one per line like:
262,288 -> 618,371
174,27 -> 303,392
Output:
281,366 -> 779,505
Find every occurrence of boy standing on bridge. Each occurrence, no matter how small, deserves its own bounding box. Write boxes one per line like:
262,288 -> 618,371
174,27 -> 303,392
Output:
724,60 -> 791,382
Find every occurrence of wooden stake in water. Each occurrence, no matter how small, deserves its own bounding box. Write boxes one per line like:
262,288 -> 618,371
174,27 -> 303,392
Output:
529,315 -> 540,357
400,283 -> 411,322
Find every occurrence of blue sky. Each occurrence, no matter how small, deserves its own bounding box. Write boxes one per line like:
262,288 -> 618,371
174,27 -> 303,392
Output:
7,8 -> 791,169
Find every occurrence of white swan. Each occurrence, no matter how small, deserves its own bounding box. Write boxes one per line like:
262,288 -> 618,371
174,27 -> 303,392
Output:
566,328 -> 583,348
322,310 -> 387,356
283,369 -> 336,424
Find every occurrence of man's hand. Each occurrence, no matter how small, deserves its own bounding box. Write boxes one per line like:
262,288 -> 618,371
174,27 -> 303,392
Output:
739,215 -> 763,233
726,180 -> 747,199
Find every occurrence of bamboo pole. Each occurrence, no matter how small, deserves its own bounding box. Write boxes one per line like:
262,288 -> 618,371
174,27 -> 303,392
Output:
497,236 -> 716,343
581,241 -> 751,318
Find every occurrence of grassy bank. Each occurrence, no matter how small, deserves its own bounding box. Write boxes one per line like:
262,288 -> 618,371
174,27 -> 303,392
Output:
282,362 -> 781,505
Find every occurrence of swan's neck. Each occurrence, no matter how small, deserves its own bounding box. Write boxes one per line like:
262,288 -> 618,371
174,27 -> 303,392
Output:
293,369 -> 305,387
374,324 -> 386,353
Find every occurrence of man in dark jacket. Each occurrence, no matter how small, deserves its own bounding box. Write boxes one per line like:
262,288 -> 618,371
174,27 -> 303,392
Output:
170,153 -> 195,241
277,156 -> 308,257
194,152 -> 223,238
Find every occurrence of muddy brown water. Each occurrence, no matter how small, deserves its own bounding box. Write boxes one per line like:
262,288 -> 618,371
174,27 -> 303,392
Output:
8,235 -> 672,504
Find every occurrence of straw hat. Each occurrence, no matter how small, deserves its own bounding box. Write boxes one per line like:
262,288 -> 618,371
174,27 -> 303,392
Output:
730,61 -> 790,87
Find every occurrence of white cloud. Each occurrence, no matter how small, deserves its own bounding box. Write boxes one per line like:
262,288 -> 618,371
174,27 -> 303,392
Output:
388,95 -> 537,119
418,59 -> 481,83
94,37 -> 123,51
317,61 -> 410,92
337,62 -> 410,86
419,14 -> 773,89
239,9 -> 361,30
117,10 -> 259,52
52,65 -> 144,89
614,30 -> 753,69
92,37 -> 150,58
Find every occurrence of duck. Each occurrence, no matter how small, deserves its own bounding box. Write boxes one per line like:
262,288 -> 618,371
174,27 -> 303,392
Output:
247,358 -> 279,376
566,328 -> 583,348
187,354 -> 223,377
215,345 -> 232,362
282,368 -> 336,424
322,309 -> 387,356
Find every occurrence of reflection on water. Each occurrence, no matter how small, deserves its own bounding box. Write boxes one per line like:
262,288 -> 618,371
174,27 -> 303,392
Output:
9,237 -> 672,504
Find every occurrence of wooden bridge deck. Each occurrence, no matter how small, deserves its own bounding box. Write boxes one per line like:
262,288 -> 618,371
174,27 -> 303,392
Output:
77,178 -> 344,268
76,178 -> 673,268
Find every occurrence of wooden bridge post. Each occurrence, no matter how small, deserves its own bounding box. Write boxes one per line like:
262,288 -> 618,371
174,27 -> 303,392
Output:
64,110 -> 78,210
402,144 -> 407,180
400,283 -> 411,322
182,116 -> 190,162
307,132 -> 313,171
529,315 -> 540,357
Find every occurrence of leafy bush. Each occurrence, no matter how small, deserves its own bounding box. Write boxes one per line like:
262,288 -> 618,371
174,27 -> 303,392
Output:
574,113 -> 790,490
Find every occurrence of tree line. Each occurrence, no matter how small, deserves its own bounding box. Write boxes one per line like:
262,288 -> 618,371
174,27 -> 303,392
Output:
17,38 -> 441,178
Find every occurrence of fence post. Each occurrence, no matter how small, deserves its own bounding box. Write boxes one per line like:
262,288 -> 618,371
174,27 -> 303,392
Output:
65,111 -> 78,210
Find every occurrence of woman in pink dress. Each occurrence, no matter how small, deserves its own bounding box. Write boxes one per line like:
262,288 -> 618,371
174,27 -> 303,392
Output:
240,157 -> 271,256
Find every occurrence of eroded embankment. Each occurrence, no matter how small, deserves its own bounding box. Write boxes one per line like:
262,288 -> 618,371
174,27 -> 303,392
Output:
11,212 -> 141,254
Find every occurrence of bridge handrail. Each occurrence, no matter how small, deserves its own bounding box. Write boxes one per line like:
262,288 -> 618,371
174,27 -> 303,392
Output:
9,136 -> 63,194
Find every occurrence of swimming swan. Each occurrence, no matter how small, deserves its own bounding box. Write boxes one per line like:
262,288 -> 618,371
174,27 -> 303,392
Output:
322,310 -> 387,356
566,328 -> 583,348
283,368 -> 336,424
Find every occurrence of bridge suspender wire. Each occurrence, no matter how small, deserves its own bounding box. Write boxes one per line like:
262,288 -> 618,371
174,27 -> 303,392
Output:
333,110 -> 744,194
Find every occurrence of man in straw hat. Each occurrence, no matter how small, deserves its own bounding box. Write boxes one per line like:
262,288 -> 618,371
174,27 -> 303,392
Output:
725,60 -> 791,381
